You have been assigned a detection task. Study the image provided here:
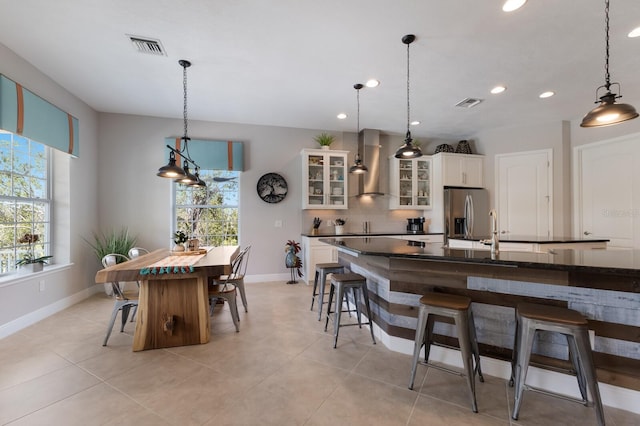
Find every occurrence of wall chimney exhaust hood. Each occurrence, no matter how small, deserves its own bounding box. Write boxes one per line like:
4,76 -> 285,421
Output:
357,129 -> 385,196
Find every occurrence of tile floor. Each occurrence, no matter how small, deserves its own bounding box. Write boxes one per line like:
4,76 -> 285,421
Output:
0,281 -> 638,425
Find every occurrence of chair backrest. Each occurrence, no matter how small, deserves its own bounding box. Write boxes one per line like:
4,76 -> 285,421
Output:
128,247 -> 150,259
226,245 -> 251,281
102,253 -> 131,298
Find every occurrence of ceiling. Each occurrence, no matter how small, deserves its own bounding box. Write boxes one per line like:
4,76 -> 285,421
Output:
1,0 -> 639,141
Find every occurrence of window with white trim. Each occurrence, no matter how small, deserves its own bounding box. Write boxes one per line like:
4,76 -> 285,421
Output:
174,170 -> 239,246
0,130 -> 51,273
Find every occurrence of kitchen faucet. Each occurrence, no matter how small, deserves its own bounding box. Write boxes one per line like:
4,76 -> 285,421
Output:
489,209 -> 499,255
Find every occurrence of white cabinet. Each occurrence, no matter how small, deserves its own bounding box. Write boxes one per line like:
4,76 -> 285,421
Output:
301,236 -> 338,284
302,149 -> 349,210
435,153 -> 484,188
389,156 -> 433,209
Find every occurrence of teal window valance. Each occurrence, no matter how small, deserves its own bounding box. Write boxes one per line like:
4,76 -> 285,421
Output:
165,137 -> 244,171
0,75 -> 79,157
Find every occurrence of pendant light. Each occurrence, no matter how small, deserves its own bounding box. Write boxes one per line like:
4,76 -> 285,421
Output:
394,34 -> 422,159
349,83 -> 368,174
157,59 -> 206,187
580,0 -> 638,128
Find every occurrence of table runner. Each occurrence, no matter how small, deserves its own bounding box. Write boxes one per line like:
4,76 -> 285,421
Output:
139,253 -> 206,275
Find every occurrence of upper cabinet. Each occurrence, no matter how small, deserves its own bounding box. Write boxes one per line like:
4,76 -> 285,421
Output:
302,149 -> 349,209
389,156 -> 432,209
434,153 -> 484,187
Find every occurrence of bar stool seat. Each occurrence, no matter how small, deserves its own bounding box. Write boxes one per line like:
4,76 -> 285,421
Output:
324,273 -> 376,348
408,292 -> 484,413
511,303 -> 605,426
311,263 -> 345,321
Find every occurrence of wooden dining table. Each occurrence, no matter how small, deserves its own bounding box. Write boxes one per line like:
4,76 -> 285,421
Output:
95,246 -> 239,351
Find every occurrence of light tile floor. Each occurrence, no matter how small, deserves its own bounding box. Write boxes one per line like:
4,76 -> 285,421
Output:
1,281 -> 638,425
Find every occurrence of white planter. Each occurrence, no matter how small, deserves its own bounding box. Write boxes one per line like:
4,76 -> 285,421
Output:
321,145 -> 330,150
18,263 -> 44,275
335,225 -> 344,235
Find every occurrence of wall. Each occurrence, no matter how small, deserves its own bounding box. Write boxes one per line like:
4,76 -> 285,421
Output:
0,43 -> 100,333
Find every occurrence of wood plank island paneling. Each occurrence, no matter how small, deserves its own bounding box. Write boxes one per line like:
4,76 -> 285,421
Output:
326,237 -> 640,391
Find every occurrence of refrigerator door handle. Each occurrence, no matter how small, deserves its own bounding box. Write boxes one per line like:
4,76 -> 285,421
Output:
464,194 -> 474,238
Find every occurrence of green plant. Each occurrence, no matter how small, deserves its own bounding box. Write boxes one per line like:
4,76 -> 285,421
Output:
173,230 -> 188,244
314,132 -> 335,147
15,233 -> 53,266
85,228 -> 137,263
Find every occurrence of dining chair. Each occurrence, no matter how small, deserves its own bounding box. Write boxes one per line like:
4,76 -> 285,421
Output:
101,253 -> 139,346
211,245 -> 251,312
128,247 -> 150,258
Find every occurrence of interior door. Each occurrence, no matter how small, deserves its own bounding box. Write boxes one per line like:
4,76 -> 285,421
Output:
496,150 -> 552,238
576,137 -> 638,248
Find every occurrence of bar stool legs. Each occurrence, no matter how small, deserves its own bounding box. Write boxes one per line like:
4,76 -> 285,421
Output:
324,273 -> 376,348
311,263 -> 344,321
408,293 -> 483,413
511,303 -> 605,426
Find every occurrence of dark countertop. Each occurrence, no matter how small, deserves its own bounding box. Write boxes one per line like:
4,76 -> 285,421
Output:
320,236 -> 640,277
448,235 -> 610,244
301,232 -> 443,238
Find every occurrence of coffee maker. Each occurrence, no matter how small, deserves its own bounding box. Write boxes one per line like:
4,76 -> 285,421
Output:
406,217 -> 425,234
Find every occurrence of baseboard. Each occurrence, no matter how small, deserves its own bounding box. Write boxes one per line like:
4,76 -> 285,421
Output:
0,284 -> 102,339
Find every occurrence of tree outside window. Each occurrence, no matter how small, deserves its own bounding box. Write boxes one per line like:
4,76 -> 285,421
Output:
174,170 -> 239,246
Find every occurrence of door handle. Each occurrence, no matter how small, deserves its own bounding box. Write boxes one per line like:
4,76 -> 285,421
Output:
584,231 -> 592,235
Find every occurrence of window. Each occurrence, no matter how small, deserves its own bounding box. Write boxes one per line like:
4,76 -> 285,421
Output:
0,130 -> 51,273
174,170 -> 239,246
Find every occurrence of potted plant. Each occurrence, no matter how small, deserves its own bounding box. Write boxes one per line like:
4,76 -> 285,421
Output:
314,132 -> 335,150
173,230 -> 188,252
284,240 -> 303,284
334,218 -> 346,235
15,233 -> 53,274
84,228 -> 137,294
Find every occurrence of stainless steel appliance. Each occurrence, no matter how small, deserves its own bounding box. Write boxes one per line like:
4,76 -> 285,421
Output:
406,217 -> 425,234
443,187 -> 489,242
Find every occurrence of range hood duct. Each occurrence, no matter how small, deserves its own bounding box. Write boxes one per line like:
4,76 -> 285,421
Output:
357,129 -> 385,196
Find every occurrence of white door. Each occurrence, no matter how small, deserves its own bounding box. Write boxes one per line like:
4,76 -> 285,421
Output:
496,150 -> 552,238
575,136 -> 639,248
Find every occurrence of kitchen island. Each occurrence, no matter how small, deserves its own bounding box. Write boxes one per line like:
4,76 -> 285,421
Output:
321,236 -> 640,399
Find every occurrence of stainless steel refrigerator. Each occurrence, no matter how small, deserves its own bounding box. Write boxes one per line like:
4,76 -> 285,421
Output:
443,187 -> 490,242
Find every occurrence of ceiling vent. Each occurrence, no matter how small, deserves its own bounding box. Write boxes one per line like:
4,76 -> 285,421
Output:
455,98 -> 483,108
128,35 -> 166,56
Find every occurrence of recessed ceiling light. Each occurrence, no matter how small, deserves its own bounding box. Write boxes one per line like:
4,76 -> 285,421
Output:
502,0 -> 527,12
410,121 -> 420,126
629,27 -> 640,38
491,86 -> 507,94
539,91 -> 555,99
337,113 -> 347,119
365,79 -> 380,88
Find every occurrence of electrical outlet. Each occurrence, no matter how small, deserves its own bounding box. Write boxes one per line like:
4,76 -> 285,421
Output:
274,220 -> 282,228
39,280 -> 45,292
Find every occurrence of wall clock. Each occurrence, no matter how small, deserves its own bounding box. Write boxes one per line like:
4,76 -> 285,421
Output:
257,173 -> 288,203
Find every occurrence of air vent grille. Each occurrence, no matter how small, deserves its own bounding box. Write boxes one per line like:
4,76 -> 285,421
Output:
129,36 -> 166,56
455,98 -> 483,108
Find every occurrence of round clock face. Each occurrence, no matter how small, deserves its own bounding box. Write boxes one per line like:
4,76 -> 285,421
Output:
257,173 -> 288,203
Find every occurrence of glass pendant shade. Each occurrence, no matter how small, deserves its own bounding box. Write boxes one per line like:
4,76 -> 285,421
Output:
349,83 -> 368,174
157,151 -> 187,178
580,92 -> 639,127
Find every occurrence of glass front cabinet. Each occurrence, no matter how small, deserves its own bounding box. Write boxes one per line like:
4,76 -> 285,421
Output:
302,149 -> 348,209
389,156 -> 432,210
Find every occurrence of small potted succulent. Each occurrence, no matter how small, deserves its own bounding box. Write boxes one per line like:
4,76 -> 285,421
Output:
16,233 -> 52,274
314,132 -> 335,150
173,230 -> 188,252
334,218 -> 346,235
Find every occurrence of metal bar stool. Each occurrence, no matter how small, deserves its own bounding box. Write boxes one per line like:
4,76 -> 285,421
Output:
324,273 -> 376,348
511,303 -> 605,426
311,263 -> 344,320
408,292 -> 484,413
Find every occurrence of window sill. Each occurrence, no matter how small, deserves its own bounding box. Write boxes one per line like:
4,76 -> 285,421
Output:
0,263 -> 74,288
